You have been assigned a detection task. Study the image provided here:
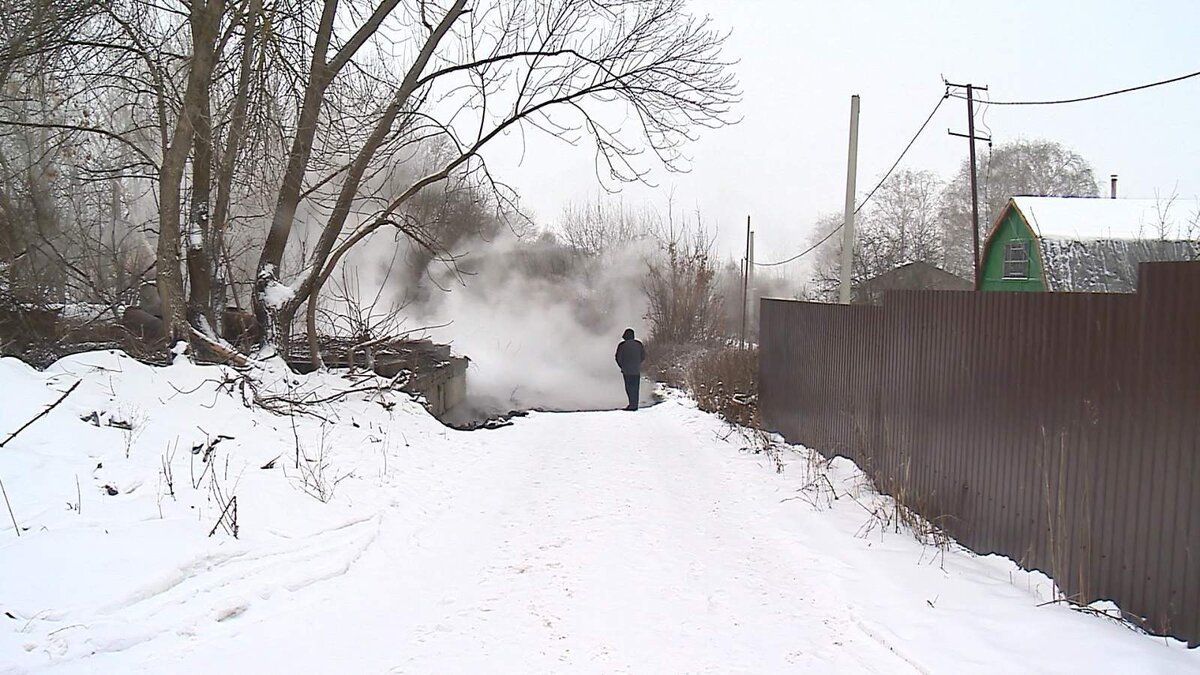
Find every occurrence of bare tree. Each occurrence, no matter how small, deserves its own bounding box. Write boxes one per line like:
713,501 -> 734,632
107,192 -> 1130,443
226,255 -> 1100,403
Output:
643,220 -> 724,346
1,0 -> 739,367
809,169 -> 955,300
252,0 -> 738,357
205,0 -> 262,330
557,198 -> 650,257
0,0 -> 155,320
0,0 -> 104,90
154,0 -> 225,342
391,151 -> 510,299
0,0 -> 294,348
1145,190 -> 1200,263
862,169 -> 948,269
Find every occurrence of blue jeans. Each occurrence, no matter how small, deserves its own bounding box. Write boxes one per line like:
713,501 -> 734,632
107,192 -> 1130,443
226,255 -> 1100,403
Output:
623,373 -> 640,410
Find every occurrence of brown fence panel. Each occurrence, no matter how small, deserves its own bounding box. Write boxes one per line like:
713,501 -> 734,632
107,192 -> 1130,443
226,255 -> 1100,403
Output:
758,262 -> 1200,646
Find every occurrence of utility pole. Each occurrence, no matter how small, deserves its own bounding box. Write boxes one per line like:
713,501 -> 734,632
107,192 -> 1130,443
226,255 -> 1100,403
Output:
838,95 -> 860,305
738,257 -> 745,347
741,215 -> 750,348
946,81 -> 990,290
747,230 -> 755,343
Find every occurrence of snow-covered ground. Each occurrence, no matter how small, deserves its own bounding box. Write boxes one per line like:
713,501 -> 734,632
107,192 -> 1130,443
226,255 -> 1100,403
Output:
0,351 -> 1196,673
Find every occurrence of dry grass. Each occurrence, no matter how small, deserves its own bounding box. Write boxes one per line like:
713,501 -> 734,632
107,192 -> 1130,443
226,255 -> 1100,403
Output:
686,346 -> 757,429
846,420 -> 957,562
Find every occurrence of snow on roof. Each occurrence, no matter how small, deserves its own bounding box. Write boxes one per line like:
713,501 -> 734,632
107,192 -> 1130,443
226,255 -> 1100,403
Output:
1012,196 -> 1200,242
1038,238 -> 1199,292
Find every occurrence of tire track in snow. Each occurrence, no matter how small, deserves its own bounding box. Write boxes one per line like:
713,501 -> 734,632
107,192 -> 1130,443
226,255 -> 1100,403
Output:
21,514 -> 383,667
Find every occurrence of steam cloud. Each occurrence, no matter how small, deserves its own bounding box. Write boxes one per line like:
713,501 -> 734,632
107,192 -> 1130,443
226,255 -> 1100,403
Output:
410,231 -> 654,421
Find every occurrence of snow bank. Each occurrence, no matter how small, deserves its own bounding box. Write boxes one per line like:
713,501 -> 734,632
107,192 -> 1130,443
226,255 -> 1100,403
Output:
0,351 -> 442,670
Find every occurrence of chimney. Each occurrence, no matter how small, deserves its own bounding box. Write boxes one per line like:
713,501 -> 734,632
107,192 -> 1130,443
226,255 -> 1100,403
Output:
1110,174 -> 1118,199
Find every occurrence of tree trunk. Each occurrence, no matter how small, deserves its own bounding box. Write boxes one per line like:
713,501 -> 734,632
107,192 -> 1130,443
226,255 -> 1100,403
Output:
306,292 -> 321,370
109,179 -> 125,312
158,125 -> 194,344
252,0 -> 338,341
211,0 -> 260,338
156,0 -> 224,345
185,64 -> 214,336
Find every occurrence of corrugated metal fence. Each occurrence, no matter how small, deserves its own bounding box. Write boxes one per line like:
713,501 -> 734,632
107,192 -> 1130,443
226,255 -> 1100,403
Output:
759,261 -> 1200,646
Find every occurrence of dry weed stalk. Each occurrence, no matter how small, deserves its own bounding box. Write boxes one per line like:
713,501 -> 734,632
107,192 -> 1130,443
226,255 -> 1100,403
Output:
0,473 -> 20,537
289,423 -> 353,503
846,421 -> 956,564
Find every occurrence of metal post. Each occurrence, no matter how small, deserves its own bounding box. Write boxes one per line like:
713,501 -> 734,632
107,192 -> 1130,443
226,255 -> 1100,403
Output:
838,95 -> 861,305
966,85 -> 981,291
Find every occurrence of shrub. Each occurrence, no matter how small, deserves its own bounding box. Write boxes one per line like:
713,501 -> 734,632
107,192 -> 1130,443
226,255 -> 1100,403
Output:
686,346 -> 757,428
642,225 -> 725,347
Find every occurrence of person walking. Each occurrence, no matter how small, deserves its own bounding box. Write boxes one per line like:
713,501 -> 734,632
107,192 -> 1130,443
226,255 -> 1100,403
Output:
615,328 -> 646,411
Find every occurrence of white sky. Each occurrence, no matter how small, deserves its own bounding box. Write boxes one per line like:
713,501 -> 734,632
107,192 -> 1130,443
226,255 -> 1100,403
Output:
480,0 -> 1199,274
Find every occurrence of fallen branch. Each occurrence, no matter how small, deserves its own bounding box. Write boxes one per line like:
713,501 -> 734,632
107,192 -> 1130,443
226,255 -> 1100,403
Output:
256,375 -> 407,410
0,380 -> 82,449
190,329 -> 251,368
1035,596 -> 1147,630
1036,596 -> 1078,608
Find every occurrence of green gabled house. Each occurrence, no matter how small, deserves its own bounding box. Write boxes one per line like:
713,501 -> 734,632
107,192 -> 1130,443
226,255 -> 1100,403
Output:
979,196 -> 1200,292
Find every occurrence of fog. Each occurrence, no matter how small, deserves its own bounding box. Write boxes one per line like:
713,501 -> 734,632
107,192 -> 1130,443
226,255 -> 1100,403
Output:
409,232 -> 654,420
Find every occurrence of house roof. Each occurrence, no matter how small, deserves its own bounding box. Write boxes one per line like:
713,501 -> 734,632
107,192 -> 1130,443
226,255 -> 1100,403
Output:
988,197 -> 1200,292
1038,238 -> 1199,292
853,262 -> 971,303
859,261 -> 969,288
1011,196 -> 1200,241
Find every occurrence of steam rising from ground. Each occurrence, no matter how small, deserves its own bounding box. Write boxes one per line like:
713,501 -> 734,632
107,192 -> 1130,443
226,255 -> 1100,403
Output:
412,232 -> 654,420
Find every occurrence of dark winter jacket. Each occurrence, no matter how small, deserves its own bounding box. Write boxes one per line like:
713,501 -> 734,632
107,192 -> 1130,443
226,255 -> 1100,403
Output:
615,334 -> 646,375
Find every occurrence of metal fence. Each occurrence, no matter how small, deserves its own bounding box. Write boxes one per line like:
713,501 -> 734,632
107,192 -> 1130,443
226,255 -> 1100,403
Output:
759,261 -> 1200,646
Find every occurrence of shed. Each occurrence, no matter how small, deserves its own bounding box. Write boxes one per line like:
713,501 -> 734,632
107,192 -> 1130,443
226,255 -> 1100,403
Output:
980,197 -> 1200,292
852,261 -> 971,304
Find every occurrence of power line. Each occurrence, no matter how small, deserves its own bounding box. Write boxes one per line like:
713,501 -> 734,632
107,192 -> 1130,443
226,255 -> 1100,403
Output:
977,87 -> 994,209
751,220 -> 841,268
754,90 -> 949,268
752,68 -> 1200,270
962,68 -> 1200,106
854,89 -> 949,217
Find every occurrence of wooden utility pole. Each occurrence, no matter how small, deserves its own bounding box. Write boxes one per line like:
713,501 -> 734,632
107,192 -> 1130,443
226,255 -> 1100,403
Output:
946,82 -> 990,290
838,95 -> 860,305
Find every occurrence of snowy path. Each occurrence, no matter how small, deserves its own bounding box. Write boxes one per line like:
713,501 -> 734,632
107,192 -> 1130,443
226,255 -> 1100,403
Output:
63,411 -> 1194,674
364,410 -> 897,673
106,408 -> 903,673
1,354 -> 1196,673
